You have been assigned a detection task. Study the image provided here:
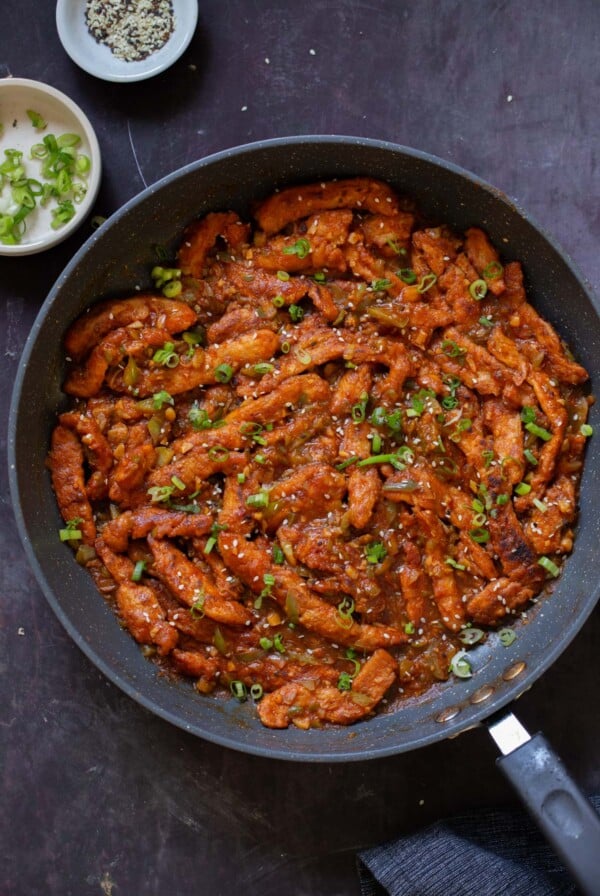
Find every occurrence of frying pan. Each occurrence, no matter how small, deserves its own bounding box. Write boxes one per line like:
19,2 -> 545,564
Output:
8,136 -> 600,891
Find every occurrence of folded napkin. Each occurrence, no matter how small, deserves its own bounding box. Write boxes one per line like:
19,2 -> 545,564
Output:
357,795 -> 600,896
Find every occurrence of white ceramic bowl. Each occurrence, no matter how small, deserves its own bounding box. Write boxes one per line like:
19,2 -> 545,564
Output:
0,78 -> 101,256
56,0 -> 199,83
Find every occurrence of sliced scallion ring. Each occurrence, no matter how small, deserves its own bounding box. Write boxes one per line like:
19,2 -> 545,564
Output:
538,555 -> 560,578
498,627 -> 516,647
449,650 -> 473,679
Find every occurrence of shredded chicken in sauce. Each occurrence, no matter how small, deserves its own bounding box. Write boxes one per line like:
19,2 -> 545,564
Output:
48,178 -> 592,729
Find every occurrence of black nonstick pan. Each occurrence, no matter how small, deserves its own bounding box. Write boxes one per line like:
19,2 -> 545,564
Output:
8,137 -> 600,892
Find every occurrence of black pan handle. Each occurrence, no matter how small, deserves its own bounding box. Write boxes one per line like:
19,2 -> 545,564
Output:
491,719 -> 600,895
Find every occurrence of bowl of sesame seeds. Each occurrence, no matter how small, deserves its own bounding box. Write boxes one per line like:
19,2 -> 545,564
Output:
56,0 -> 198,83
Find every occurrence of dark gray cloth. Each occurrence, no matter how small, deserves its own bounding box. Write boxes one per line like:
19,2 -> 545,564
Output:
357,796 -> 600,896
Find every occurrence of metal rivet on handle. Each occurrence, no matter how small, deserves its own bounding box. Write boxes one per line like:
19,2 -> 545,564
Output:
436,705 -> 461,723
502,660 -> 527,681
470,684 -> 495,704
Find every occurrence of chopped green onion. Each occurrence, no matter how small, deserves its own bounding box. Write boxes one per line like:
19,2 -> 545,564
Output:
272,294 -> 285,307
76,154 -> 91,175
214,363 -> 233,383
385,409 -> 403,432
538,555 -> 560,577
371,432 -> 382,454
240,421 -> 264,436
533,498 -> 548,513
580,423 -> 593,437
469,279 -> 488,300
398,268 -> 417,284
483,261 -> 503,281
372,278 -> 392,291
449,418 -> 472,441
351,392 -> 369,422
207,445 -> 230,462
479,315 -> 494,328
441,339 -> 466,359
498,627 -> 516,647
296,348 -> 312,364
254,362 -> 275,377
276,270 -> 290,281
469,527 -> 489,544
482,449 -> 495,468
147,484 -> 175,503
59,517 -> 83,542
272,544 -> 284,564
369,406 -> 388,427
26,109 -> 47,129
496,493 -> 509,506
417,273 -> 437,293
281,340 -> 291,354
288,304 -> 304,322
524,448 -> 538,466
273,633 -> 286,653
230,680 -> 247,701
404,621 -> 415,635
526,422 -> 552,441
406,389 -> 434,418
189,405 -> 217,430
153,342 -> 179,367
283,237 -> 311,258
213,628 -> 228,655
357,452 -> 406,470
51,199 -> 76,229
250,683 -> 264,701
190,593 -> 206,618
459,627 -> 484,645
449,650 -> 472,678
442,396 -> 458,411
152,390 -> 174,410
386,238 -> 406,255
246,491 -> 269,509
365,541 -> 386,564
131,560 -> 146,582
336,456 -> 359,471
163,280 -> 182,298
337,597 -> 355,624
514,482 -> 531,496
259,636 -> 273,650
520,406 -> 537,424
445,557 -> 466,571
337,672 -> 353,691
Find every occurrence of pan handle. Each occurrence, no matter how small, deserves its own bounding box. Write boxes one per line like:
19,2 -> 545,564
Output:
488,712 -> 600,896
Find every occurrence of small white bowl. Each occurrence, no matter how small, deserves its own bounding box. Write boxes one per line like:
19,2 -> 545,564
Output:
0,78 -> 101,256
56,0 -> 199,83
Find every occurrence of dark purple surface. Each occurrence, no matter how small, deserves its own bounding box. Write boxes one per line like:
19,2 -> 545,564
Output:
1,2 -> 599,894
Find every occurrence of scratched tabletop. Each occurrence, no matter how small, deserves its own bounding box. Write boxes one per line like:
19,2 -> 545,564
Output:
1,3 -> 600,895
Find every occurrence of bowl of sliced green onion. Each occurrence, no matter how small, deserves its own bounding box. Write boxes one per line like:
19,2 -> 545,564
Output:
0,78 -> 101,255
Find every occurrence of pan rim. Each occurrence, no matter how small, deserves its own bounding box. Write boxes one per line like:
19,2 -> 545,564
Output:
8,134 -> 600,762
